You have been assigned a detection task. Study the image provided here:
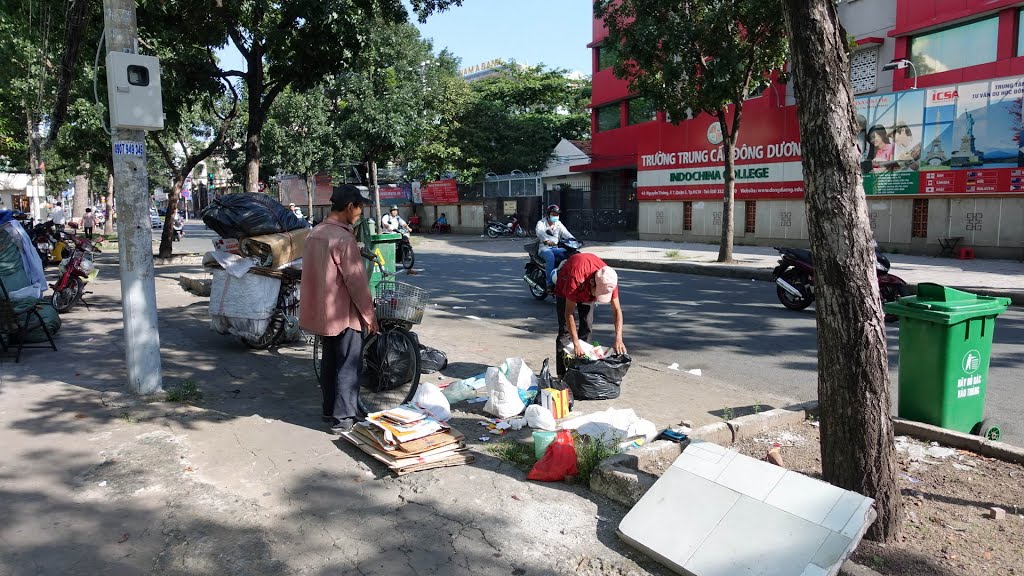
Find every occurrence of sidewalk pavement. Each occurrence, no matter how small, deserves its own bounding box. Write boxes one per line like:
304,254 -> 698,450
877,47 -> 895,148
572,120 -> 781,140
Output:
424,234 -> 1024,304
3,250 -> 785,575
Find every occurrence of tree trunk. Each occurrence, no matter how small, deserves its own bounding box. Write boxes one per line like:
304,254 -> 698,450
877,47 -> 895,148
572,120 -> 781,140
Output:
243,45 -> 264,194
73,173 -> 89,221
306,172 -> 315,221
781,0 -> 902,543
369,159 -> 382,227
717,113 -> 735,263
26,108 -> 41,221
104,171 -> 114,235
158,179 -> 182,259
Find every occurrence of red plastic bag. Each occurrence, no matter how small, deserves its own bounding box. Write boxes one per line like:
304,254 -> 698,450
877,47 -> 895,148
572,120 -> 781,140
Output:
527,430 -> 578,482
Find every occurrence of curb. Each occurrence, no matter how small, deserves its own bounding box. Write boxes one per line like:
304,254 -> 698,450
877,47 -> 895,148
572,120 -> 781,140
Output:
892,417 -> 1024,465
840,560 -> 884,576
154,254 -> 203,266
604,258 -> 1024,306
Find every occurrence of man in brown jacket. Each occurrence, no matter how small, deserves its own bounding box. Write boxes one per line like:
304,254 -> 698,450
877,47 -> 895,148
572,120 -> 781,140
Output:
300,185 -> 377,433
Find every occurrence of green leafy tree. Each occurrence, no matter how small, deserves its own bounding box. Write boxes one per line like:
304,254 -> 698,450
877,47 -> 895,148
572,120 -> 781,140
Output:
453,63 -> 590,180
262,85 -> 350,218
596,0 -> 789,262
211,0 -> 465,193
780,0 -> 901,542
404,50 -> 472,181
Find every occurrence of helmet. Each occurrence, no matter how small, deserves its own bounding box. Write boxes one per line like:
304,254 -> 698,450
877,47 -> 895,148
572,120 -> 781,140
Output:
390,206 -> 399,212
546,204 -> 561,215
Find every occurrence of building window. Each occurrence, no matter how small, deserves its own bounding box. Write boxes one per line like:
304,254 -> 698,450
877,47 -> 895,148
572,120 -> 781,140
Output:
627,97 -> 657,125
850,47 -> 878,94
744,201 -> 756,234
596,44 -> 617,71
1018,9 -> 1024,56
683,202 -> 692,231
596,104 -> 621,132
910,17 -> 998,75
912,199 -> 928,238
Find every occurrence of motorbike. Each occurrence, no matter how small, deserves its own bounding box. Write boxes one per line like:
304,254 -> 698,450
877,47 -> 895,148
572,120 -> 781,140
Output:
485,215 -> 527,239
30,221 -> 65,268
771,245 -> 909,321
50,233 -> 102,313
396,228 -> 415,270
172,219 -> 184,241
523,238 -> 583,300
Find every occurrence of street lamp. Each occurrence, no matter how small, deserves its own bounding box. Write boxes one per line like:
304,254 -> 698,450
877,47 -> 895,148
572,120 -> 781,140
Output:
882,58 -> 918,90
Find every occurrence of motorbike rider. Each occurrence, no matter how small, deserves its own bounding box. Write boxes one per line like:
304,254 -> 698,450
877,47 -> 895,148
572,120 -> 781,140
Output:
382,206 -> 410,235
172,211 -> 184,239
536,204 -> 573,290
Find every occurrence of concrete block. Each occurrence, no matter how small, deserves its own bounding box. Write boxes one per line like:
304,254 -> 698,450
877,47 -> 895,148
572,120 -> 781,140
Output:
688,421 -> 735,445
728,407 -> 810,442
987,507 -> 1006,520
590,454 -> 658,508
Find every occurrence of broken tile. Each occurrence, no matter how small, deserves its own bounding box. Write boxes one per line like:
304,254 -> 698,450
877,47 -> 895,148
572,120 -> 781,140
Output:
765,471 -> 846,525
822,491 -> 869,533
619,466 -> 741,570
809,531 -> 853,572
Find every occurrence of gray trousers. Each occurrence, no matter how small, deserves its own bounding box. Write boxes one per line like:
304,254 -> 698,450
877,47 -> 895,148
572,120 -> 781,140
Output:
320,328 -> 364,420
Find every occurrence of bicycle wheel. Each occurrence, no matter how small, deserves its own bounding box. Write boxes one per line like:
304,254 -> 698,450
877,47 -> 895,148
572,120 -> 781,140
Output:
358,328 -> 421,416
312,335 -> 322,382
242,312 -> 286,349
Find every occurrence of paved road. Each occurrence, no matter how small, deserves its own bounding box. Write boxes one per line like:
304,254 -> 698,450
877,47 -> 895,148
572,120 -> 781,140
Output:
405,237 -> 1024,445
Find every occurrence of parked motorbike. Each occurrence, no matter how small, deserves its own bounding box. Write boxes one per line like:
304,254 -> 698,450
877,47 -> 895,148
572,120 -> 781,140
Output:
485,215 -> 527,239
523,238 -> 583,300
771,246 -> 909,321
30,221 -> 65,268
51,233 -> 102,313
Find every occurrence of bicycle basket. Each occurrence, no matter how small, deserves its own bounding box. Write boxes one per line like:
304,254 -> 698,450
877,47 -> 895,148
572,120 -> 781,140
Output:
374,280 -> 430,325
524,240 -> 540,258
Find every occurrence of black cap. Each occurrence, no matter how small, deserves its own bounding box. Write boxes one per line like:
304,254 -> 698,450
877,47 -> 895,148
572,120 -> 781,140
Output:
330,185 -> 369,211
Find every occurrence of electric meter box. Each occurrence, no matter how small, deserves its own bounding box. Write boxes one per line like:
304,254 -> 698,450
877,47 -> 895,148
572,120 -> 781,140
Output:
105,52 -> 164,131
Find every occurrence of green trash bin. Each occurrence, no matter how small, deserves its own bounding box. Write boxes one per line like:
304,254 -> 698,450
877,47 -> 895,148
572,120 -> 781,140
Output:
367,232 -> 401,293
884,283 -> 1011,441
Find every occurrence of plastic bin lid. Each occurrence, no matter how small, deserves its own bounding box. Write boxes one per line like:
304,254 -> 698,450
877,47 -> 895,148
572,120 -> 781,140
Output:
883,283 -> 1011,325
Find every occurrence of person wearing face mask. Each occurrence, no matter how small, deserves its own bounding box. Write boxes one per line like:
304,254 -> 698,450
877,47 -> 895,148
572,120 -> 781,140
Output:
535,204 -> 574,291
299,185 -> 378,434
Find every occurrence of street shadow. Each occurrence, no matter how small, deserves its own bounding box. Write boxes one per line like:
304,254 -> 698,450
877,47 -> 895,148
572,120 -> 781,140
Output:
708,404 -> 779,420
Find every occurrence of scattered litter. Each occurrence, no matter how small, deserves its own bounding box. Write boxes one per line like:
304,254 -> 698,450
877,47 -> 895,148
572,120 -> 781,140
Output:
926,446 -> 956,459
337,405 -> 473,476
466,315 -> 482,321
765,445 -> 785,468
900,473 -> 921,484
987,507 -> 1006,521
495,421 -> 512,430
753,430 -> 806,446
667,363 -> 680,370
685,368 -> 702,376
466,397 -> 488,404
562,408 -> 657,447
525,404 -> 557,431
98,481 -> 108,487
479,436 -> 491,442
952,463 -> 974,472
117,533 -> 129,543
452,306 -> 466,310
667,312 -> 679,316
809,421 -> 820,427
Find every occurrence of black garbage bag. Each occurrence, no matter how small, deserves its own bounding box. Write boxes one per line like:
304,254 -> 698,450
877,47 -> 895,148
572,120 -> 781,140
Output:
362,331 -> 419,393
563,354 -> 632,400
418,344 -> 448,373
533,358 -> 574,410
201,193 -> 310,239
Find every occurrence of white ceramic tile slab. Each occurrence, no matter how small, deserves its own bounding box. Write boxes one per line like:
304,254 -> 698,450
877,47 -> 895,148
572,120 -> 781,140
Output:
800,565 -> 829,576
689,439 -> 730,456
619,465 -> 741,571
671,448 -> 737,481
683,496 -> 832,576
809,531 -> 854,573
765,471 -> 847,525
840,498 -> 876,539
822,491 -> 870,533
685,443 -> 733,463
714,452 -> 786,501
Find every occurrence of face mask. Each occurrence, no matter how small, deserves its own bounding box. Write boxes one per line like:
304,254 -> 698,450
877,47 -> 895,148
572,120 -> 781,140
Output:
549,216 -> 559,223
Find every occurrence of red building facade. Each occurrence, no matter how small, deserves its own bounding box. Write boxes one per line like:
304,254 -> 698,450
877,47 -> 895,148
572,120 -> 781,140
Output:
575,0 -> 1024,258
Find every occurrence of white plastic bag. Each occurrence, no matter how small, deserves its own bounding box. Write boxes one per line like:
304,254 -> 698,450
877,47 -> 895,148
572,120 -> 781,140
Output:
441,379 -> 477,404
483,367 -> 526,418
524,404 -> 557,431
500,357 -> 537,391
413,382 -> 451,422
562,341 -> 607,361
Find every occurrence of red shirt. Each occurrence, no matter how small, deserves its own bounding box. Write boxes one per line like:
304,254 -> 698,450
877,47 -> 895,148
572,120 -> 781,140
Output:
554,253 -> 619,303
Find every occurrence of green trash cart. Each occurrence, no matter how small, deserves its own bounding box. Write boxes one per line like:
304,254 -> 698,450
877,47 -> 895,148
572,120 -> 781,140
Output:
884,283 -> 1011,441
367,232 -> 401,293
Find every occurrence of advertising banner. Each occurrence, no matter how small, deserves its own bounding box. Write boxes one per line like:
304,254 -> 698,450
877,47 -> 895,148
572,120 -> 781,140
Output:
638,74 -> 1024,201
636,109 -> 805,201
421,179 -> 459,204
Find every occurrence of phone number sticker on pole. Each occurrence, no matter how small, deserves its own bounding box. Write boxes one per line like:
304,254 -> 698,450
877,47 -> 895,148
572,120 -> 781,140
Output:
112,141 -> 146,156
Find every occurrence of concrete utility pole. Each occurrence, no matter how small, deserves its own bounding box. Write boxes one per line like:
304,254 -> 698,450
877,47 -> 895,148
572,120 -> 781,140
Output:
103,0 -> 162,394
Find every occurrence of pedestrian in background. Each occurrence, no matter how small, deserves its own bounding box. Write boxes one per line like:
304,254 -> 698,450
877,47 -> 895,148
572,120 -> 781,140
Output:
82,208 -> 96,239
50,202 -> 67,231
299,185 -> 377,433
553,252 -> 626,376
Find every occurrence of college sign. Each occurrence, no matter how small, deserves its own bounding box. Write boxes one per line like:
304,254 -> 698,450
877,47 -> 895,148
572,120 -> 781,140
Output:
636,109 -> 806,201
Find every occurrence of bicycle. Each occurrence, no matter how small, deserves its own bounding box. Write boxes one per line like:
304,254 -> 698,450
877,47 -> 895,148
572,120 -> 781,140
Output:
312,255 -> 430,415
242,267 -> 302,349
